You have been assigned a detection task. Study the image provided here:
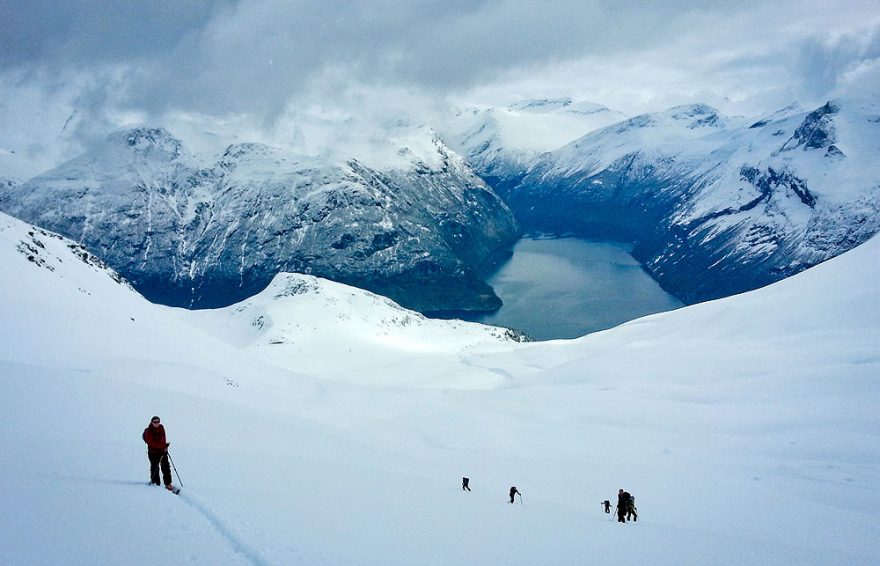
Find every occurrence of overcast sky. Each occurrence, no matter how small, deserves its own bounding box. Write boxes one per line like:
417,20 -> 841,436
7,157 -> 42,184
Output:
2,0 -> 879,177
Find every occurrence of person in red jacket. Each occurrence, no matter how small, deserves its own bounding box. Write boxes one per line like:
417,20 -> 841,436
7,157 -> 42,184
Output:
142,416 -> 174,490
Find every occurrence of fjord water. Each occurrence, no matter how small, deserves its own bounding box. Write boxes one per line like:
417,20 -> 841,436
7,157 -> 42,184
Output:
466,237 -> 684,340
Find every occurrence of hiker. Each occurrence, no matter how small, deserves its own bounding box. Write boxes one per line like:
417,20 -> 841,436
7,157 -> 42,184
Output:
509,486 -> 520,504
462,477 -> 471,491
616,489 -> 629,523
602,500 -> 612,514
627,493 -> 638,521
142,416 -> 174,491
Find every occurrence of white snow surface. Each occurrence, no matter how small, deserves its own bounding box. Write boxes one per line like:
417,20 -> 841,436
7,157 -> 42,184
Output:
1,209 -> 879,565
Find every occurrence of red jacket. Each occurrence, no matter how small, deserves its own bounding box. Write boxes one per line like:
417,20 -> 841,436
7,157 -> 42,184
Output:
142,424 -> 168,451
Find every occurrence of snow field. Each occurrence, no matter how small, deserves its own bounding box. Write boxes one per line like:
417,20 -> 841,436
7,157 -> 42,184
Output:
1,211 -> 878,564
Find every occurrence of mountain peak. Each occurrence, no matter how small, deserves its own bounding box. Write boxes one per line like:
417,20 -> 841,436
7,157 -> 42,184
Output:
218,142 -> 280,169
506,98 -> 615,118
507,97 -> 574,111
666,104 -> 725,128
780,100 -> 840,152
106,127 -> 184,160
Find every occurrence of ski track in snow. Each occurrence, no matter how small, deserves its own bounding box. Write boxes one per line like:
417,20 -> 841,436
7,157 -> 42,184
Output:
90,478 -> 274,564
177,490 -> 273,566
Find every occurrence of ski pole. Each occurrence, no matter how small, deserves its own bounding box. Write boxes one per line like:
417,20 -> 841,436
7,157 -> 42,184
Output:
166,451 -> 183,487
519,493 -> 523,505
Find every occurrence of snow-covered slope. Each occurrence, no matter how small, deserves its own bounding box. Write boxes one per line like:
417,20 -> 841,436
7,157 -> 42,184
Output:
441,97 -> 627,189
507,97 -> 880,303
187,272 -> 526,388
0,128 -> 518,313
0,210 -> 520,388
2,201 -> 879,566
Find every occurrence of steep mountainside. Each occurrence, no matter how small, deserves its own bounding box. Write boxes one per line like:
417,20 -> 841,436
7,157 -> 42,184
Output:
0,129 -> 519,312
501,99 -> 880,303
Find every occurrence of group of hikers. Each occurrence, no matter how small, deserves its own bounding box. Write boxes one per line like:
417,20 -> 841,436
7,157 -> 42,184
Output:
465,475 -> 637,520
462,477 -> 522,503
604,489 -> 638,523
145,417 -> 637,520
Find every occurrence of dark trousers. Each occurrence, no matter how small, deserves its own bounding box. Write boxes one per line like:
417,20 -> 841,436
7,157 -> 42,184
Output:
148,449 -> 172,486
617,508 -> 626,523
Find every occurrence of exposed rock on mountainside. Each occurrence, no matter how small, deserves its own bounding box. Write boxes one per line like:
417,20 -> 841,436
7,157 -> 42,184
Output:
496,99 -> 880,303
0,128 -> 519,312
4,93 -> 877,313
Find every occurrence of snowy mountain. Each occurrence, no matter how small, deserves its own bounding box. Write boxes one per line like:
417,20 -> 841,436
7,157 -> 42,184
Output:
6,93 -> 875,316
2,205 -> 879,564
0,128 -> 519,313
502,97 -> 880,303
188,272 -> 527,386
441,97 -> 627,191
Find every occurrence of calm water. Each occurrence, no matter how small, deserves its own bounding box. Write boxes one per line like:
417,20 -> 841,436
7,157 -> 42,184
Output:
465,237 -> 683,340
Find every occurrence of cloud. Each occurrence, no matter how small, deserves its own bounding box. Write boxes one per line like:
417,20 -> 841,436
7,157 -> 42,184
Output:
0,1 -> 767,116
2,0 -> 879,177
795,28 -> 880,100
0,1 -> 231,69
